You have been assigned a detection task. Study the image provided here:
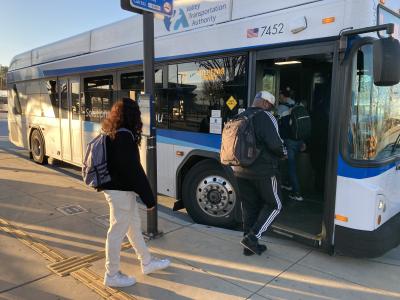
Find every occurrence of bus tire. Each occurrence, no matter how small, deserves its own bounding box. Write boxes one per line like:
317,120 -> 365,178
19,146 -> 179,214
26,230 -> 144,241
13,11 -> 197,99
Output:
30,129 -> 48,164
182,160 -> 238,229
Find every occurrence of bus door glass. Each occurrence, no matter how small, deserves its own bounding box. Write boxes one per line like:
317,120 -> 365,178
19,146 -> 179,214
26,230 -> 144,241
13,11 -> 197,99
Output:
70,78 -> 82,164
82,75 -> 114,156
256,65 -> 279,102
59,77 -> 81,163
59,78 -> 71,161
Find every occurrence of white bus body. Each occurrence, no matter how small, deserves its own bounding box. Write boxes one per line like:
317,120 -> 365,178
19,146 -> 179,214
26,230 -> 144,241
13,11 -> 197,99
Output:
7,0 -> 400,257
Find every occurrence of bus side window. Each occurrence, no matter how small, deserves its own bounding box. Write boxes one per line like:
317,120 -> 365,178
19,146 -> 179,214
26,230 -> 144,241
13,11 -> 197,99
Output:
83,75 -> 113,123
11,84 -> 22,115
71,81 -> 80,120
164,56 -> 247,134
45,80 -> 59,118
120,69 -> 166,129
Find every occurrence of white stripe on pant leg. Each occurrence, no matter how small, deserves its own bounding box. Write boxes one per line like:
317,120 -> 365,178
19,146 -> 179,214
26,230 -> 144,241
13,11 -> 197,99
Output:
256,176 -> 282,237
272,177 -> 282,210
255,176 -> 282,239
255,178 -> 278,237
256,210 -> 279,239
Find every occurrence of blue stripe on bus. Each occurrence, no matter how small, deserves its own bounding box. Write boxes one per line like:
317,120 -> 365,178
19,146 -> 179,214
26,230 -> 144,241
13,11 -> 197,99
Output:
157,129 -> 221,151
83,122 -> 397,180
43,60 -> 143,77
337,155 -> 396,179
82,123 -> 221,151
83,121 -> 101,132
37,36 -> 337,77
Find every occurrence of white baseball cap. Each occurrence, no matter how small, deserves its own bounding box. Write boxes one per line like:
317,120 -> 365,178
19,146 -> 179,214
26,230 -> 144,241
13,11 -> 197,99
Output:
255,91 -> 275,105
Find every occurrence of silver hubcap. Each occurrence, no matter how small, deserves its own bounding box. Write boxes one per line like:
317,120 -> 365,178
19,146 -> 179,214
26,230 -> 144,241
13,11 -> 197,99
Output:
196,175 -> 236,217
32,136 -> 41,158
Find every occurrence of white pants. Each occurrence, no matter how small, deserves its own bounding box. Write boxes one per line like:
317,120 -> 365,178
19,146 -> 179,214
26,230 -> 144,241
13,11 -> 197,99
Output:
104,190 -> 152,276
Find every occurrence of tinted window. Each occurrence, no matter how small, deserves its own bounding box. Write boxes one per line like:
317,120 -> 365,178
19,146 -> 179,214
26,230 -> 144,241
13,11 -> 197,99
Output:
83,75 -> 113,122
164,56 -> 247,133
11,84 -> 22,115
60,80 -> 68,119
71,81 -> 80,120
46,80 -> 59,118
120,70 -> 166,128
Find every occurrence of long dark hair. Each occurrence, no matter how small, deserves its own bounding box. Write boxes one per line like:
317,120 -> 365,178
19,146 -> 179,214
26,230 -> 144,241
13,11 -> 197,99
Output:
102,98 -> 143,145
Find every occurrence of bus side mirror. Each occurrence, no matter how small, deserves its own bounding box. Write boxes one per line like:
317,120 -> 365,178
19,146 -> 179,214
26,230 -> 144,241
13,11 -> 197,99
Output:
373,37 -> 400,86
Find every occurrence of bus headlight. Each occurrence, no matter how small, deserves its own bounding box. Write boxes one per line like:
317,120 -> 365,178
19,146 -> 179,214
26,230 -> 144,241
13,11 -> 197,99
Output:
377,196 -> 386,212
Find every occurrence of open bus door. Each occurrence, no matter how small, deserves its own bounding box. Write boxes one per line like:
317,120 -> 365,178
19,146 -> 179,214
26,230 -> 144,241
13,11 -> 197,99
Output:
253,41 -> 336,248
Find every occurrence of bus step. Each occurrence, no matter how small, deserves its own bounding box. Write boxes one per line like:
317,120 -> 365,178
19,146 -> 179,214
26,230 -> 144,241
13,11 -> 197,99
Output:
271,223 -> 322,247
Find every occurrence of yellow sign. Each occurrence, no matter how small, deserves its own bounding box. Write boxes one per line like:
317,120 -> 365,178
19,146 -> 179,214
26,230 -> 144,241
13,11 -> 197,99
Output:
199,68 -> 225,81
226,96 -> 238,110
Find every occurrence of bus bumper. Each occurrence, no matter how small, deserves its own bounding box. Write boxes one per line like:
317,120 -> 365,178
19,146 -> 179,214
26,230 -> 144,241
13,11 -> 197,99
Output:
334,212 -> 400,258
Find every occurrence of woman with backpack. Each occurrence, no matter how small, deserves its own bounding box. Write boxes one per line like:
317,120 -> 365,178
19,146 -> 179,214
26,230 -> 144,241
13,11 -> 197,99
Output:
99,98 -> 170,288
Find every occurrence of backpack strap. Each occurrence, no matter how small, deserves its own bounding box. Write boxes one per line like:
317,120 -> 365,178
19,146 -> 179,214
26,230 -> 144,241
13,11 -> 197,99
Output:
246,108 -> 263,120
116,128 -> 136,142
282,103 -> 294,108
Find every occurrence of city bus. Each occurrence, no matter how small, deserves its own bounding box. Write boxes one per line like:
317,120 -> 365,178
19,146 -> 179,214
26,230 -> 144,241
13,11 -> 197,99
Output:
7,0 -> 400,257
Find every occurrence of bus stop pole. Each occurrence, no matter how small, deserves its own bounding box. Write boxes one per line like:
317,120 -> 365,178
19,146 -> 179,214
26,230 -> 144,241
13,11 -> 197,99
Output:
143,11 -> 159,237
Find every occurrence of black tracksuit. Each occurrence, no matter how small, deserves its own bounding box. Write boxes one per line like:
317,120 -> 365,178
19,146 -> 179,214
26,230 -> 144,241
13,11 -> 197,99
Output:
232,107 -> 286,239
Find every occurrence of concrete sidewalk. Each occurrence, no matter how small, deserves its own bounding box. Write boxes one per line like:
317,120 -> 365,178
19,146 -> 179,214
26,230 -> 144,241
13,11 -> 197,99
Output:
0,141 -> 400,299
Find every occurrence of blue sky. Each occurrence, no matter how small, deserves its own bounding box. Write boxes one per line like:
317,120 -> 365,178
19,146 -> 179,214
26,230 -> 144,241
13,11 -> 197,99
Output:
0,1 -> 133,66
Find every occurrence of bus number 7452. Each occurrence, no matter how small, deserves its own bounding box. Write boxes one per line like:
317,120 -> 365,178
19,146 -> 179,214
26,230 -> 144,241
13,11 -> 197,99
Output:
261,23 -> 284,36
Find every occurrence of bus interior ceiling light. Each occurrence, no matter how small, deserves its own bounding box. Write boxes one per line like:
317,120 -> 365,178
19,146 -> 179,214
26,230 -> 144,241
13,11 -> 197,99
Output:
274,59 -> 302,65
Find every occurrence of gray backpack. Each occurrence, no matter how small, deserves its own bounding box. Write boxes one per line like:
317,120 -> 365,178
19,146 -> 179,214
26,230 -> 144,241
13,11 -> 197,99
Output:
82,128 -> 133,188
220,109 -> 261,167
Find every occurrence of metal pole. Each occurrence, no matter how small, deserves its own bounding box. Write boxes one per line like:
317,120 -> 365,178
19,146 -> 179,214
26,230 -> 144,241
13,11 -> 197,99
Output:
143,11 -> 159,237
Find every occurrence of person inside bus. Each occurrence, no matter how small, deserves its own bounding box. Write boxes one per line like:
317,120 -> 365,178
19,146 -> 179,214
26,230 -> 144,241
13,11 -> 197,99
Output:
233,91 -> 286,256
277,87 -> 306,201
99,98 -> 170,288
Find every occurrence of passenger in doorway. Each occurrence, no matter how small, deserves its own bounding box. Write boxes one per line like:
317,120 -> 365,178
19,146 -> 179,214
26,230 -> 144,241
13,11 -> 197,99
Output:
98,98 -> 170,288
277,88 -> 306,201
233,91 -> 287,256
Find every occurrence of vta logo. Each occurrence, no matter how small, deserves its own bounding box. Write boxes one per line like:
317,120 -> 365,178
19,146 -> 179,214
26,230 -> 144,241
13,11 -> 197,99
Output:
164,8 -> 189,31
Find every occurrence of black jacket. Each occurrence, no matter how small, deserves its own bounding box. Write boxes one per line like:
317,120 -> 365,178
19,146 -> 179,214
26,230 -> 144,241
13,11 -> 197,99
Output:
98,130 -> 156,209
232,107 -> 287,178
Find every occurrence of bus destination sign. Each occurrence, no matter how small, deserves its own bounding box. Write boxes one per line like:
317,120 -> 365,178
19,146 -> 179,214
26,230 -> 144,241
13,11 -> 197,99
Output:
128,0 -> 173,16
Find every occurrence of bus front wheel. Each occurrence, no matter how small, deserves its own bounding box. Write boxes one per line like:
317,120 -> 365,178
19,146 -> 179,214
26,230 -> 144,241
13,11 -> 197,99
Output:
30,130 -> 48,164
182,160 -> 238,228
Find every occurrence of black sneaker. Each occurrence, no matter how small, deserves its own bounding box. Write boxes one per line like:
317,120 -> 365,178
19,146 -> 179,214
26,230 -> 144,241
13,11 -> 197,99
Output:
243,244 -> 267,256
240,233 -> 262,255
289,192 -> 304,201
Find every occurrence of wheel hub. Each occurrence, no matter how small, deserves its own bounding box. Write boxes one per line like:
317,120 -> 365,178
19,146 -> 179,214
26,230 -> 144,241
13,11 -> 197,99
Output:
196,176 -> 236,217
32,137 -> 41,157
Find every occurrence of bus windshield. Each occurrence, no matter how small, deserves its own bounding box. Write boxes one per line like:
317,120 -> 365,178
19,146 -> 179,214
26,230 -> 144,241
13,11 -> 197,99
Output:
348,44 -> 400,161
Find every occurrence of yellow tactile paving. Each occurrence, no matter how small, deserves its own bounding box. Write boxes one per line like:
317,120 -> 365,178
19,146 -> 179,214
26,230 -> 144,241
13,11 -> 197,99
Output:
0,217 -> 137,299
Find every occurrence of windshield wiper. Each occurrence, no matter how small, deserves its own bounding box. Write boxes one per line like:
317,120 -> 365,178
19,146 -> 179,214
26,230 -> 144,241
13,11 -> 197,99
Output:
391,132 -> 400,154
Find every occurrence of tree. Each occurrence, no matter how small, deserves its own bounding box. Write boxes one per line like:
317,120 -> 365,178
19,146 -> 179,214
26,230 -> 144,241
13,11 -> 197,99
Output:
0,66 -> 8,90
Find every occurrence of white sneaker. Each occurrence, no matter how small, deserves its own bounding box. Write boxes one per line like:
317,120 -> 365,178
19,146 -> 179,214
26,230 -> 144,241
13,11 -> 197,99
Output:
104,271 -> 136,287
289,192 -> 304,201
141,258 -> 171,275
281,184 -> 293,191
